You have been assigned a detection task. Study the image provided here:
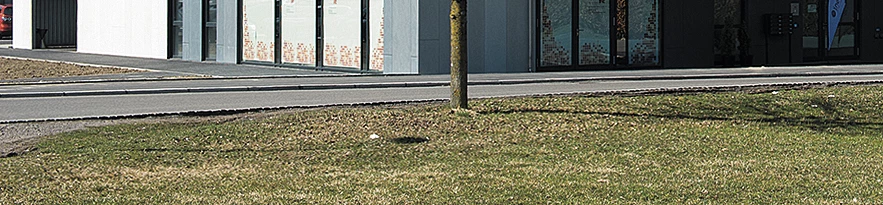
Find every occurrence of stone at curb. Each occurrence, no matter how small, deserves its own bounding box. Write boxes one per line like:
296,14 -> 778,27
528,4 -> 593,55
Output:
126,88 -> 191,95
352,83 -> 401,89
64,90 -> 129,96
188,87 -> 251,93
405,82 -> 448,87
300,84 -> 356,90
248,85 -> 302,91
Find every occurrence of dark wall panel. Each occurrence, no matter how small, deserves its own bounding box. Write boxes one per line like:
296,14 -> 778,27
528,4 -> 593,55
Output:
33,0 -> 76,47
662,0 -> 714,68
744,0 -> 796,65
860,0 -> 883,62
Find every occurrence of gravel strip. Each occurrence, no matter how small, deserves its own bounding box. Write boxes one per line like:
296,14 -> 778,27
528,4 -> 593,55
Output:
0,121 -> 119,157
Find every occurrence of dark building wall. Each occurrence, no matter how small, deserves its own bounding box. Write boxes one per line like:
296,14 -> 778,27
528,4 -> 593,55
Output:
417,0 -> 450,74
860,0 -> 883,63
662,0 -> 714,68
743,0 -> 799,65
33,0 -> 76,47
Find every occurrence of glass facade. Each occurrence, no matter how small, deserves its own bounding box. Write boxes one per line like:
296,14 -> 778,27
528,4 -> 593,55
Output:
241,0 -> 383,70
540,0 -> 659,69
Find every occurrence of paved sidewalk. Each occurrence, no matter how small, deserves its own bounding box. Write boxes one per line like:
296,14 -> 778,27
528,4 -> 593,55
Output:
1,47 -> 882,98
1,63 -> 882,98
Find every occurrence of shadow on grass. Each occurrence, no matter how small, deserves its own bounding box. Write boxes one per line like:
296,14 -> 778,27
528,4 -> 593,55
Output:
120,148 -> 302,153
478,96 -> 883,133
388,137 -> 430,144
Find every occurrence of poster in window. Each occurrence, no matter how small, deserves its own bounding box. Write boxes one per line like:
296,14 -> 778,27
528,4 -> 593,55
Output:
369,0 -> 384,71
282,0 -> 317,65
243,0 -> 275,62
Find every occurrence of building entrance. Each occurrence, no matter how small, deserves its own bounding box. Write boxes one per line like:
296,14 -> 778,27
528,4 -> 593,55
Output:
803,0 -> 859,61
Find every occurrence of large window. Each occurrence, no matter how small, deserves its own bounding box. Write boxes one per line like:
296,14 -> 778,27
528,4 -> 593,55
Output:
713,0 -> 746,65
540,0 -> 573,67
204,0 -> 218,61
170,0 -> 183,58
243,0 -> 384,71
627,0 -> 659,65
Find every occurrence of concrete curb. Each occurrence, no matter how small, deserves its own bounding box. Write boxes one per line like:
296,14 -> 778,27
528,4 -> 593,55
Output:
3,80 -> 881,124
2,71 -> 883,98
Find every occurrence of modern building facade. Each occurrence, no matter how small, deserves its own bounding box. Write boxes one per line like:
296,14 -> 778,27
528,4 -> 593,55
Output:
10,0 -> 883,74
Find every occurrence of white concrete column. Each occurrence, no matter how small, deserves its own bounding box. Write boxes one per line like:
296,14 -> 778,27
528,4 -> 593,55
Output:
12,0 -> 33,49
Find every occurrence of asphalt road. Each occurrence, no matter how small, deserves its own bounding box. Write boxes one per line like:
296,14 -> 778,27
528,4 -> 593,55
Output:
2,74 -> 882,123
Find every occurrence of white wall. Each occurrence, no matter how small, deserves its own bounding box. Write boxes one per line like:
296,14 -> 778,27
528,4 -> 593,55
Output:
77,0 -> 168,59
12,0 -> 33,49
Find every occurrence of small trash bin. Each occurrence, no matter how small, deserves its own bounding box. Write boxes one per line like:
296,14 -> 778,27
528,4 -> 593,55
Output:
35,28 -> 49,49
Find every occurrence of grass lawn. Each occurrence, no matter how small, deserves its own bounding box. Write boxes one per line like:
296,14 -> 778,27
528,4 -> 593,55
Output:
2,85 -> 883,204
0,58 -> 140,81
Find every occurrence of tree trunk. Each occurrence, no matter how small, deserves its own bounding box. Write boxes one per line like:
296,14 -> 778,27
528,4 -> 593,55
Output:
450,0 -> 468,110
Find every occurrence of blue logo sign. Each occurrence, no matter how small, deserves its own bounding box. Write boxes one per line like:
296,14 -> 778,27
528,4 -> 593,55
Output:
828,0 -> 846,50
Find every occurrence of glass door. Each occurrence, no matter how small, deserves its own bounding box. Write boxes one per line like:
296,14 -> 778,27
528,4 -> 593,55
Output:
170,0 -> 183,58
827,0 -> 857,58
204,0 -> 218,61
803,0 -> 858,61
578,0 -> 611,66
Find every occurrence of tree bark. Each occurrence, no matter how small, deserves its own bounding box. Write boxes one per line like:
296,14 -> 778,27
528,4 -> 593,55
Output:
450,0 -> 468,109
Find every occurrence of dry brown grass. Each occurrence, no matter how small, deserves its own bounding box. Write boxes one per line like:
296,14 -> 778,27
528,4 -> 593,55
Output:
2,85 -> 883,204
0,57 -> 141,80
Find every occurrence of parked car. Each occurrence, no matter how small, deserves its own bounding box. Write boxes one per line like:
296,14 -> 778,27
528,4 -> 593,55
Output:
0,4 -> 11,37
